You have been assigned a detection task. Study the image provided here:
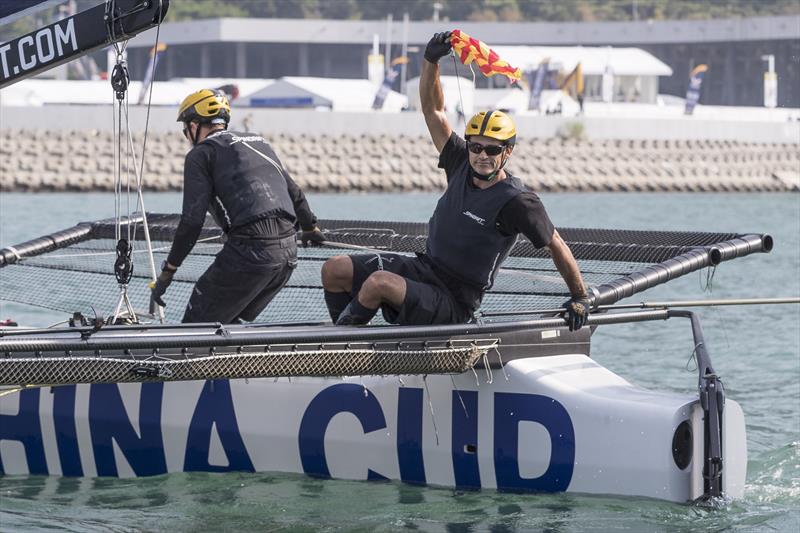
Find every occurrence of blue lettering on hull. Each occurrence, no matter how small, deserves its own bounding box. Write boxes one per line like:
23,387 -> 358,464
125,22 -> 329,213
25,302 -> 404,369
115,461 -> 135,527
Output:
397,387 -> 426,484
298,383 -> 387,478
54,386 -> 82,476
0,382 -> 575,491
184,380 -> 254,472
452,390 -> 480,490
0,388 -> 48,475
89,383 -> 167,476
494,393 -> 575,492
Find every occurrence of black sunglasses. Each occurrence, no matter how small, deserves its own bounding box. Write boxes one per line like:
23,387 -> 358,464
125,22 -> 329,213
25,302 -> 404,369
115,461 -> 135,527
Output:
467,141 -> 505,156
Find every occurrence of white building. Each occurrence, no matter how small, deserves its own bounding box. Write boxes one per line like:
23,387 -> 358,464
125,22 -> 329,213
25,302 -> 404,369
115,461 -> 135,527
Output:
491,45 -> 673,105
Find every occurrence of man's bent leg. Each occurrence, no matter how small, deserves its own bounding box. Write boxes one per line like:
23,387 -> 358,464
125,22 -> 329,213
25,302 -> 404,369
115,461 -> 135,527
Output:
324,291 -> 352,323
321,255 -> 354,292
183,246 -> 270,324
357,270 -> 407,308
237,263 -> 295,322
182,271 -> 243,324
336,271 -> 407,326
322,255 -> 355,322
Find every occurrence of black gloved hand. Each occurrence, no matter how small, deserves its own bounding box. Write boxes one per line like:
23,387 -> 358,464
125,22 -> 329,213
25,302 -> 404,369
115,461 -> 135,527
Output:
150,269 -> 175,308
562,295 -> 591,331
424,31 -> 452,64
301,227 -> 326,248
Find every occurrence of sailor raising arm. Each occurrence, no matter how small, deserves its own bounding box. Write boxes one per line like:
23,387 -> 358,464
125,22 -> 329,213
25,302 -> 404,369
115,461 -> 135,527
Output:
151,89 -> 324,324
321,32 -> 591,330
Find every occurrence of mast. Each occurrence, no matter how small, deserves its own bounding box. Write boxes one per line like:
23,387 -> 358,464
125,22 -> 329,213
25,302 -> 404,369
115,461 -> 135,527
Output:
0,0 -> 169,89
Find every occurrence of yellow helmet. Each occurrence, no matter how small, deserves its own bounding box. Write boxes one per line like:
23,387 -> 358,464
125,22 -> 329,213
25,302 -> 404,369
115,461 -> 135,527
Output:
177,89 -> 231,125
465,110 -> 516,145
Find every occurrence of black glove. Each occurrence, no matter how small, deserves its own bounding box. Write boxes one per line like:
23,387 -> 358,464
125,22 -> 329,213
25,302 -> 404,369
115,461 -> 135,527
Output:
424,31 -> 452,64
150,268 -> 175,308
301,227 -> 326,248
562,295 -> 591,331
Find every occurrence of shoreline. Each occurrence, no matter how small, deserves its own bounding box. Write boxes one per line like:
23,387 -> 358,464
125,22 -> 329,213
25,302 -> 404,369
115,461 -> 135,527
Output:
1,129 -> 798,193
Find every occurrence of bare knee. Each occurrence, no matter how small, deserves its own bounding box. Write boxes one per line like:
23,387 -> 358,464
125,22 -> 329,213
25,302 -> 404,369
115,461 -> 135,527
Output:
322,255 -> 353,292
360,271 -> 405,307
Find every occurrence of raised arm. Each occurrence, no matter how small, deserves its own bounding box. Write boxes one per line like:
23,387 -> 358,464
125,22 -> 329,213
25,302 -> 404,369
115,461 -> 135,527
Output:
420,32 -> 453,153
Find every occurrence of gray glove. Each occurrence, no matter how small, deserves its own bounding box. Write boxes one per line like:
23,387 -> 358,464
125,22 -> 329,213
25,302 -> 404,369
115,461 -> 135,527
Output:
424,31 -> 452,64
150,268 -> 175,308
562,295 -> 591,331
301,227 -> 326,247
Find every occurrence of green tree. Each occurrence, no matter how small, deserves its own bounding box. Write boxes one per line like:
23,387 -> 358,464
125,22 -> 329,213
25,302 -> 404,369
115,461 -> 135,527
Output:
467,0 -> 523,22
359,0 -> 442,20
318,0 -> 362,19
10,0 -> 794,25
166,0 -> 247,20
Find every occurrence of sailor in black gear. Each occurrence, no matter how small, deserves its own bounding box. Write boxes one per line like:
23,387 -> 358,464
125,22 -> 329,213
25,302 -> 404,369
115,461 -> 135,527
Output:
323,35 -> 591,330
152,89 -> 324,324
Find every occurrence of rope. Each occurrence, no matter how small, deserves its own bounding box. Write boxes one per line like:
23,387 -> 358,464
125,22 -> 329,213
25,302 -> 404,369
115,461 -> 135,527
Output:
451,51 -> 475,127
133,9 -> 163,320
110,47 -> 134,324
103,0 -> 165,323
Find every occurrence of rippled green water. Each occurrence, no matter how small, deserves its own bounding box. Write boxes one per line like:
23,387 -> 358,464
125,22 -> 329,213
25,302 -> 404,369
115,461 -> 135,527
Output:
1,192 -> 798,532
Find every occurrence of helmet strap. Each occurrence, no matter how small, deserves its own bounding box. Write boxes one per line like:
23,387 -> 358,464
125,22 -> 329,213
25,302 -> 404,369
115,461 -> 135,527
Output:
471,167 -> 498,182
186,122 -> 200,146
470,150 -> 510,182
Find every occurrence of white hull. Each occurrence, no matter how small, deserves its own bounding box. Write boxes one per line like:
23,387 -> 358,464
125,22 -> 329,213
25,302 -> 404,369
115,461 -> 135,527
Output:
0,353 -> 746,503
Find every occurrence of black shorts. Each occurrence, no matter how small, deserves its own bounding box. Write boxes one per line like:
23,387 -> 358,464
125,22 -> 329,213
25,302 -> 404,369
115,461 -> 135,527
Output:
183,235 -> 297,324
349,253 -> 477,326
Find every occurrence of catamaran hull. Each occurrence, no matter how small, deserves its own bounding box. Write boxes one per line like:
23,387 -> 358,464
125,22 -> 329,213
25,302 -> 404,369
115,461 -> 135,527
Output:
0,353 -> 746,503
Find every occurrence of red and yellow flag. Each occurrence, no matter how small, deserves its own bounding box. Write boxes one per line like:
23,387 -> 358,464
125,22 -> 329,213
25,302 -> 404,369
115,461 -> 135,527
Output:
449,29 -> 522,83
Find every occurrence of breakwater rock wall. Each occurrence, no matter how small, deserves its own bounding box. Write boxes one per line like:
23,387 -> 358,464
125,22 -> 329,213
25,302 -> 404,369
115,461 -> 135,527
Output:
1,128 -> 797,193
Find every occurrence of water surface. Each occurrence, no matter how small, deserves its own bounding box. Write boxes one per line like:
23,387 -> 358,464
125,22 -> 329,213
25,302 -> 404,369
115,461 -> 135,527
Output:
1,192 -> 798,532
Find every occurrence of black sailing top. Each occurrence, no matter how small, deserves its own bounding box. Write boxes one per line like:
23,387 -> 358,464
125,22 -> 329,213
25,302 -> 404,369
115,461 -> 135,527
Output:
426,132 -> 555,290
167,130 -> 317,267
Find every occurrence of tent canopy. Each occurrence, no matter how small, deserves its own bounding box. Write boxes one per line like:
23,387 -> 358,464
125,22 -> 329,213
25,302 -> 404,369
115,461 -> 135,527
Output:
491,46 -> 673,77
241,77 -> 407,112
242,79 -> 332,109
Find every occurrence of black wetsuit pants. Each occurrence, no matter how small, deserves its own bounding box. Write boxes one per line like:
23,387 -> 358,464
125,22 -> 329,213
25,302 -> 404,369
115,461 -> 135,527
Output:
182,235 -> 297,324
349,253 -> 480,325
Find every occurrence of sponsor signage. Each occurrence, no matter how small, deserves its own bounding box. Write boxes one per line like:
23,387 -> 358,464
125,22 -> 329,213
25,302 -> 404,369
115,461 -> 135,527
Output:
0,381 -> 575,492
0,0 -> 169,89
0,17 -> 79,84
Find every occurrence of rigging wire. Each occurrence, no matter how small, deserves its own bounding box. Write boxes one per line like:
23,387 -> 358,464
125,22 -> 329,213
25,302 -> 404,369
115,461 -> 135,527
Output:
104,0 -> 165,324
110,49 -> 136,323
131,1 -> 165,318
451,51 -> 475,128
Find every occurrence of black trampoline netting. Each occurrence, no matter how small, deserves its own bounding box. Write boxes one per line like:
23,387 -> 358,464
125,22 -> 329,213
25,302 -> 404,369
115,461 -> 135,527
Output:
0,213 -> 771,324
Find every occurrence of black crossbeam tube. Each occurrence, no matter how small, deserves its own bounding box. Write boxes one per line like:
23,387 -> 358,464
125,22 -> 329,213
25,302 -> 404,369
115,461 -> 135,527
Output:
0,0 -> 169,89
0,310 -> 669,353
0,222 -> 93,267
591,234 -> 771,306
